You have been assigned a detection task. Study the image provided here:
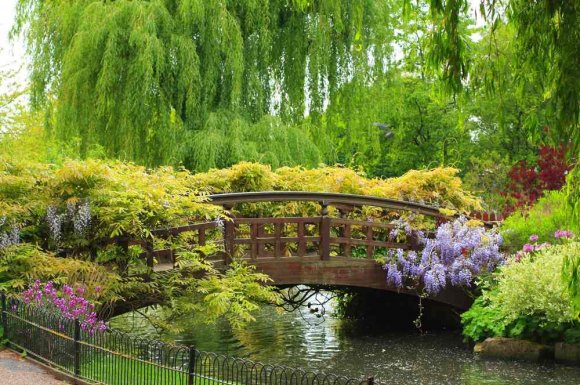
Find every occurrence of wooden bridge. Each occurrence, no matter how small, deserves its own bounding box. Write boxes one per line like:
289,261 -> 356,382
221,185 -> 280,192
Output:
143,192 -> 473,310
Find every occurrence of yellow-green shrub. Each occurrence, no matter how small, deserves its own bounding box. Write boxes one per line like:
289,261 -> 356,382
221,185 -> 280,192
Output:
189,162 -> 482,213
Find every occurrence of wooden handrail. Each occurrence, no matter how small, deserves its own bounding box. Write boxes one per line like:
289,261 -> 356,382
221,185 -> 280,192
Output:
207,191 -> 449,218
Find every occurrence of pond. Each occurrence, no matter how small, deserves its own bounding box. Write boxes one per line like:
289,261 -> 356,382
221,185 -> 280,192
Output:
110,296 -> 580,385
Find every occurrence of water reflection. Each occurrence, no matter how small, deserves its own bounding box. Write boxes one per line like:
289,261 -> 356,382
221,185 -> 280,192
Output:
110,299 -> 580,385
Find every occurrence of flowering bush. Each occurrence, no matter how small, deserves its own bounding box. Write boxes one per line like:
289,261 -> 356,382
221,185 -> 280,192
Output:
189,163 -> 483,212
383,217 -> 505,295
22,280 -> 106,334
462,242 -> 579,343
45,200 -> 91,246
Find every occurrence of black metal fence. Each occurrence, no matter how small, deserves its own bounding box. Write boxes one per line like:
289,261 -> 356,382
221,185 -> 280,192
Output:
1,293 -> 377,385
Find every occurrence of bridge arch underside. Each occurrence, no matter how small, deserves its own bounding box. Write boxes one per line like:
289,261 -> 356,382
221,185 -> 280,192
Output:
251,257 -> 473,311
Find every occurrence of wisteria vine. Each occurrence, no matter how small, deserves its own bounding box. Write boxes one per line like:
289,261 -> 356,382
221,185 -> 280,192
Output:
384,217 -> 505,295
22,280 -> 106,334
46,200 -> 92,244
0,217 -> 20,250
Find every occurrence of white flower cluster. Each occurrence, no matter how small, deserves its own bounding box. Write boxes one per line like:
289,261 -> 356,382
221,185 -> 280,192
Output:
0,217 -> 20,249
46,201 -> 92,244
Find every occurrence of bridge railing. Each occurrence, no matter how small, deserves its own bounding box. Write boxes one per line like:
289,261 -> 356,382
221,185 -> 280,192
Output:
145,192 -> 450,268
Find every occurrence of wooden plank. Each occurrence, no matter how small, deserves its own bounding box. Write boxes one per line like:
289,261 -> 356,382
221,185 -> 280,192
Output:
257,224 -> 265,258
320,202 -> 330,260
246,257 -> 473,310
234,236 -> 318,244
343,223 -> 351,258
207,192 -> 450,220
234,217 -> 322,224
330,217 -> 395,230
223,220 -> 234,265
250,223 -> 258,259
198,228 -> 206,246
330,237 -> 410,249
366,225 -> 374,258
275,223 -> 283,258
298,222 -> 306,257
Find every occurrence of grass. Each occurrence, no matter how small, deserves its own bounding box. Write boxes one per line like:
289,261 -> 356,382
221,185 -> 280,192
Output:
80,355 -> 189,385
79,354 -> 233,385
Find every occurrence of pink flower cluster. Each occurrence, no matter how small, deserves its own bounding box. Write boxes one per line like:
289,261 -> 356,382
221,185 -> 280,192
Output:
22,280 -> 106,335
515,234 -> 550,261
554,229 -> 574,239
514,230 -> 575,262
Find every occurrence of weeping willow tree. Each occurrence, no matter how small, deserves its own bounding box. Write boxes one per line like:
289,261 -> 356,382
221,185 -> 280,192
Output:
13,0 -> 395,167
184,113 -> 322,171
422,0 -> 579,151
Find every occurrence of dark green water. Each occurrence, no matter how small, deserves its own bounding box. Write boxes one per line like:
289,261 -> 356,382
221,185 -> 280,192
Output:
111,301 -> 580,385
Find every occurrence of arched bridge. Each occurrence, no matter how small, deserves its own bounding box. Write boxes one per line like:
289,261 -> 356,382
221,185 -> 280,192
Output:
147,192 -> 473,310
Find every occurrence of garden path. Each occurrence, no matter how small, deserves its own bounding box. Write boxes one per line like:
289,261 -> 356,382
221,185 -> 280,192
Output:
0,349 -> 70,385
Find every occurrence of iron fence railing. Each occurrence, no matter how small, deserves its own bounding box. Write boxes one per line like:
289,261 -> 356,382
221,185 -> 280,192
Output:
1,293 -> 379,385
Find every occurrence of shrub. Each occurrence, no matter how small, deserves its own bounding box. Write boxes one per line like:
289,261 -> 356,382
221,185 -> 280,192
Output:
503,145 -> 572,215
0,243 -> 120,296
189,163 -> 482,212
462,242 -> 579,343
501,190 -> 579,250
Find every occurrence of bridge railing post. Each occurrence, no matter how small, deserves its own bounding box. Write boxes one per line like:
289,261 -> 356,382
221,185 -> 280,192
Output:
222,204 -> 234,265
144,239 -> 155,270
320,201 -> 330,260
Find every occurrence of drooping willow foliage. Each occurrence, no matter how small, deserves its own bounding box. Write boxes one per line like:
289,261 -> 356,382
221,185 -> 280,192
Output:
185,113 -> 322,172
14,0 -> 395,167
424,0 -> 579,154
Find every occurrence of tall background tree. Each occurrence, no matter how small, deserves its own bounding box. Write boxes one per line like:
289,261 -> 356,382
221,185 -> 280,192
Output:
10,0 -> 579,213
13,0 -> 395,168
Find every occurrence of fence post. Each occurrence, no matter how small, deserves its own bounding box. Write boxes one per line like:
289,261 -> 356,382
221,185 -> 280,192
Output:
73,318 -> 81,378
320,201 -> 330,260
187,346 -> 196,385
1,292 -> 7,343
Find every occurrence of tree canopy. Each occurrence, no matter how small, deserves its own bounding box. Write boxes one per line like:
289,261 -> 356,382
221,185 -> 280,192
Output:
9,1 -> 580,212
14,0 -> 395,166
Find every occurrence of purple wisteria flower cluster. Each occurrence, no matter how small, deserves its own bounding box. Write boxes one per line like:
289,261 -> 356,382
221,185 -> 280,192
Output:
383,217 -> 505,295
46,201 -> 92,244
388,217 -> 414,242
22,280 -> 106,334
0,217 -> 20,250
